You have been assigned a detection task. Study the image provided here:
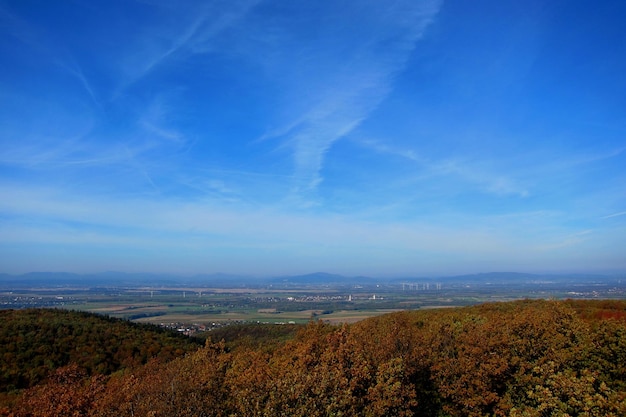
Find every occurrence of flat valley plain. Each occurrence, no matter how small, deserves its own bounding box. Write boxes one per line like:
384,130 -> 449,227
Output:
2,272 -> 625,333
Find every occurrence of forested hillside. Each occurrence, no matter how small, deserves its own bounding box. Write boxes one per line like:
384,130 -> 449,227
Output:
3,300 -> 626,416
0,309 -> 202,392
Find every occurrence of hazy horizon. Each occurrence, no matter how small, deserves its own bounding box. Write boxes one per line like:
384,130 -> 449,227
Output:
2,269 -> 625,283
1,1 -> 625,277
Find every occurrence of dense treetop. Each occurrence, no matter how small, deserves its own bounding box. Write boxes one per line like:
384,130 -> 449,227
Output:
0,308 -> 202,392
3,299 -> 626,416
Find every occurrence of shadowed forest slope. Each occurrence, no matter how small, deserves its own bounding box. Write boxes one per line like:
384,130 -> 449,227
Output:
0,309 -> 202,392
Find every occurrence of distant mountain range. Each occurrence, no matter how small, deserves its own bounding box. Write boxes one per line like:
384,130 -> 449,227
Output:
0,270 -> 622,289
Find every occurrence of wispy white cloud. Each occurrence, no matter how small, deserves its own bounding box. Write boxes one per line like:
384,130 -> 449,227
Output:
356,138 -> 530,198
1,179 -> 623,275
137,94 -> 186,145
257,0 -> 442,195
0,100 -> 95,169
120,15 -> 207,87
429,158 -> 530,197
603,211 -> 626,219
0,4 -> 39,47
357,139 -> 427,164
0,182 -> 572,250
140,121 -> 182,144
1,3 -> 98,108
121,146 -> 161,194
535,230 -> 594,251
55,58 -> 103,109
0,182 -> 517,256
118,0 -> 260,90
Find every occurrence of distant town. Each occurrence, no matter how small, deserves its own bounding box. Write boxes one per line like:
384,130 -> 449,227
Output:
1,271 -> 624,331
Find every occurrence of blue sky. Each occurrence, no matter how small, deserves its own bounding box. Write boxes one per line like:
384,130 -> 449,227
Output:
1,0 -> 625,277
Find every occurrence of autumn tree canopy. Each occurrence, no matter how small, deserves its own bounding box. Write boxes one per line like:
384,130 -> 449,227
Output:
3,299 -> 626,417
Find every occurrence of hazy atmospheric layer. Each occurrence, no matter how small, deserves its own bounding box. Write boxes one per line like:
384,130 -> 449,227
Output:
0,1 -> 625,277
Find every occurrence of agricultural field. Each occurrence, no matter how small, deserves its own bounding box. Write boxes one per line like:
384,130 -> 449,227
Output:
2,274 -> 625,334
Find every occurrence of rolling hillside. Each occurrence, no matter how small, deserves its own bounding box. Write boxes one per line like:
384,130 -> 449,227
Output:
0,309 -> 202,392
